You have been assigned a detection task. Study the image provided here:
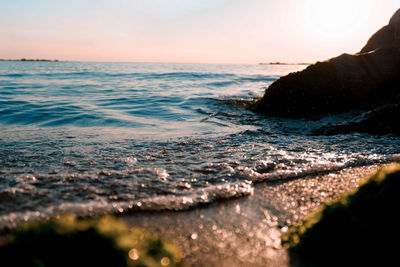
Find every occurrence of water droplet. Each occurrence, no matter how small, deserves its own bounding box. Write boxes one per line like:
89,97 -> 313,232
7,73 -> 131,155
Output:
128,248 -> 139,260
161,257 -> 170,266
191,233 -> 198,240
235,204 -> 241,214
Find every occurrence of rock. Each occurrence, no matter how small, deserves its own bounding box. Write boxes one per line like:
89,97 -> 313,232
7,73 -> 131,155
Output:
313,103 -> 400,136
282,164 -> 400,267
0,215 -> 183,267
253,9 -> 400,118
360,8 -> 400,53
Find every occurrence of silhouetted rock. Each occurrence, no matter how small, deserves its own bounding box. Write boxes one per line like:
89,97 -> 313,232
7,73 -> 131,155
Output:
253,9 -> 400,119
361,8 -> 400,53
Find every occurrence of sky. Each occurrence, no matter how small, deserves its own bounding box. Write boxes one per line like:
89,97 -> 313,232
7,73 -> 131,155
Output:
0,0 -> 399,64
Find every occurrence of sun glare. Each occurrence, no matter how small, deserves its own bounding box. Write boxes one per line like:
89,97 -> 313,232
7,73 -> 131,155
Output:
304,0 -> 373,39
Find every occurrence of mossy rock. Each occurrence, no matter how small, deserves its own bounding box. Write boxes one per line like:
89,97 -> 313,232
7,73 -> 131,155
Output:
282,164 -> 400,266
0,215 -> 183,267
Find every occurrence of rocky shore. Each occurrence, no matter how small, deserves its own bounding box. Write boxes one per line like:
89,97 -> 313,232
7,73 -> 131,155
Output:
0,165 -> 394,267
1,8 -> 399,267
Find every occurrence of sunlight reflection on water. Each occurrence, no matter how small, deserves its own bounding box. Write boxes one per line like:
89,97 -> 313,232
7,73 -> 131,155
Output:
1,62 -> 400,229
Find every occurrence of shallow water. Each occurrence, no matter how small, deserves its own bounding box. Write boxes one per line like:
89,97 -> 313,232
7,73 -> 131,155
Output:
1,62 -> 399,229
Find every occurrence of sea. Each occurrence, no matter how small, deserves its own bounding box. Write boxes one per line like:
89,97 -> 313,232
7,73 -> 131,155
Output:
1,61 -> 400,229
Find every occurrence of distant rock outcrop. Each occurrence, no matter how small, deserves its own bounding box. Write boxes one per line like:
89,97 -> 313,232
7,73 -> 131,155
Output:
253,8 -> 400,119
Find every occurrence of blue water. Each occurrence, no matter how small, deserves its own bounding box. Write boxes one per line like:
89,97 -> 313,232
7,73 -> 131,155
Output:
0,62 -> 283,135
1,61 -> 400,229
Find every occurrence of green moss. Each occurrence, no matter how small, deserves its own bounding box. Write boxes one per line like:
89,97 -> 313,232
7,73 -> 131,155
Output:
0,215 -> 183,267
282,164 -> 400,266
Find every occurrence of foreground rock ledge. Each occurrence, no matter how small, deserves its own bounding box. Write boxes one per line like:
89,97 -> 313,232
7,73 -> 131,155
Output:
282,163 -> 400,267
0,215 -> 183,267
253,9 -> 400,119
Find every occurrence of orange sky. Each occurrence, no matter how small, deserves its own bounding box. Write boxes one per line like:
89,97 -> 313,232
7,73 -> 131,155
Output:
0,0 -> 399,64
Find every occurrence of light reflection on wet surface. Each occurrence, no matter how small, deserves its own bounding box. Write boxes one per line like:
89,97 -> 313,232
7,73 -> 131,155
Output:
1,123 -> 400,230
1,62 -> 400,233
121,165 -> 380,267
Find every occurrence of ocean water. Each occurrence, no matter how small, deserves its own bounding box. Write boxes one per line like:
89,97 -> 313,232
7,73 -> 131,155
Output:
1,61 -> 400,229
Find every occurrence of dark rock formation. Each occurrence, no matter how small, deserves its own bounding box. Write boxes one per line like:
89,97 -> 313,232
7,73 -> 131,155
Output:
0,215 -> 183,267
282,164 -> 400,267
253,9 -> 400,119
313,103 -> 400,135
361,8 -> 400,53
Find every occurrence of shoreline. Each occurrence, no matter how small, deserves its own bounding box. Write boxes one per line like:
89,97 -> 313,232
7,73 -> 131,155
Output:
0,164 -> 390,265
120,164 -> 382,266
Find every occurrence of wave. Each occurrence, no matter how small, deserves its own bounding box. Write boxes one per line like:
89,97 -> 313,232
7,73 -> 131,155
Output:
0,181 -> 253,231
0,71 -> 234,79
2,152 -> 399,231
240,154 -> 400,182
0,71 -> 278,83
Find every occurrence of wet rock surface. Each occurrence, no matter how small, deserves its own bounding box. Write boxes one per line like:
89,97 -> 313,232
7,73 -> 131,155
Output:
313,103 -> 400,136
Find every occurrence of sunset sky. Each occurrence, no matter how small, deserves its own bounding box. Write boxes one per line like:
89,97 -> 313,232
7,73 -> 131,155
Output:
0,0 -> 399,64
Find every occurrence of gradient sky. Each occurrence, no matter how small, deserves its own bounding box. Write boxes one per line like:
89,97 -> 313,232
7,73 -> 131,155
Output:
0,0 -> 399,63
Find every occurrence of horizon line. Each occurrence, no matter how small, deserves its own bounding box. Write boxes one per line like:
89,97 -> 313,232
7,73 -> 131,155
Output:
0,58 -> 312,65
